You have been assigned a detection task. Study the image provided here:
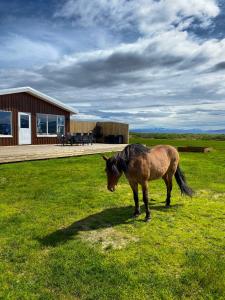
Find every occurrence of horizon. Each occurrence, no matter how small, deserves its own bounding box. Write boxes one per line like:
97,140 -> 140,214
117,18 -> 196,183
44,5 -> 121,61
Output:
130,128 -> 225,134
1,0 -> 225,130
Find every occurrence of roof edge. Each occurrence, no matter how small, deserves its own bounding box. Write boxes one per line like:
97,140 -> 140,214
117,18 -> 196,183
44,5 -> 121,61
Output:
0,86 -> 78,114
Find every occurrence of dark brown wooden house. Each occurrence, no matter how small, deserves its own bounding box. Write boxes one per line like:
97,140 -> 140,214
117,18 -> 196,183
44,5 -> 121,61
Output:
0,87 -> 77,146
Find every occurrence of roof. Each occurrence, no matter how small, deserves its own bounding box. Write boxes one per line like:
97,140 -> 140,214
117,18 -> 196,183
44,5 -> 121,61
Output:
0,87 -> 78,114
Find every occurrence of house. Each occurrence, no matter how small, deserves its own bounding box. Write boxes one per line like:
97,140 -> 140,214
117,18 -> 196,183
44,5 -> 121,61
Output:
0,87 -> 77,146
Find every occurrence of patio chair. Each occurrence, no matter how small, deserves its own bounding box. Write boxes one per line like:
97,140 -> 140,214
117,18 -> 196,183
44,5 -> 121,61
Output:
57,133 -> 65,146
72,133 -> 83,145
63,132 -> 72,146
82,133 -> 90,145
88,132 -> 94,145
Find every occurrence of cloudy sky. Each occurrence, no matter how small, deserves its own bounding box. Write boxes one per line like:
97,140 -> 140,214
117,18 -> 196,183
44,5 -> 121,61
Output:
1,0 -> 225,130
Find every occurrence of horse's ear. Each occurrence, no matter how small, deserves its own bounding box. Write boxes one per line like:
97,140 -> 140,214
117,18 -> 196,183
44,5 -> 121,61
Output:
102,155 -> 108,161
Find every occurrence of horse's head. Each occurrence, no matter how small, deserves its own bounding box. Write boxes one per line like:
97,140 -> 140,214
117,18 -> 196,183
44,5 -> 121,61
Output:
103,155 -> 123,192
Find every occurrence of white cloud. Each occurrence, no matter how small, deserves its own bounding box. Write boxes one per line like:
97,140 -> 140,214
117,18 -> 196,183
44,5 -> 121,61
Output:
138,0 -> 219,33
55,0 -> 219,34
0,35 -> 60,68
2,0 -> 225,130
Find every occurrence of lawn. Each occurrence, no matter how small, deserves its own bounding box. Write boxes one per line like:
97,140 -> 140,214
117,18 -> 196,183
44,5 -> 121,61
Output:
0,136 -> 225,299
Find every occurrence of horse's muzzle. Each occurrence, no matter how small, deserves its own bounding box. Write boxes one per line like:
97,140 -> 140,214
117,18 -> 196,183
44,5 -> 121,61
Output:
108,186 -> 115,192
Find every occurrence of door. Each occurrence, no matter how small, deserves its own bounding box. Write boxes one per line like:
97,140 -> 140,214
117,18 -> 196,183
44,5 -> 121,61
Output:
18,112 -> 31,145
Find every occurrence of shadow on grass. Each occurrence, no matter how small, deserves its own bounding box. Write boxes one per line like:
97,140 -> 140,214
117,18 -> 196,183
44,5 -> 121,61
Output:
39,203 -> 183,247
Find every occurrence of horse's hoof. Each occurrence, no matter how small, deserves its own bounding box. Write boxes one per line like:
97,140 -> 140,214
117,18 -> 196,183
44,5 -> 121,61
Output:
165,204 -> 170,208
133,212 -> 141,218
145,217 -> 151,222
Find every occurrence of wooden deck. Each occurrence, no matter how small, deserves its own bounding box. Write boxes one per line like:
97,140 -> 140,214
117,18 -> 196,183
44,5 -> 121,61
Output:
0,144 -> 127,164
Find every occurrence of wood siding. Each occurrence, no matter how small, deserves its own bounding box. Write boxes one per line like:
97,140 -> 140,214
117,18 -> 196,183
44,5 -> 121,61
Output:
70,121 -> 97,133
0,92 -> 70,146
99,122 -> 129,143
70,120 -> 129,143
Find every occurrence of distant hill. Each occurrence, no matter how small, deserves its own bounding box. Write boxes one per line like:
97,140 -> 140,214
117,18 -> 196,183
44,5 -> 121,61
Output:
131,128 -> 225,134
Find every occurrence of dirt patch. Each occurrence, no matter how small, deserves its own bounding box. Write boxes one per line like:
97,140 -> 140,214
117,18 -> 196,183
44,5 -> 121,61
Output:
196,189 -> 225,200
212,192 -> 225,200
0,177 -> 7,187
79,227 -> 138,250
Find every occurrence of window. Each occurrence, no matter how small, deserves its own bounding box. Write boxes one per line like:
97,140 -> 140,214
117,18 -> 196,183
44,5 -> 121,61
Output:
36,114 -> 65,136
57,116 -> 65,134
0,111 -> 12,136
48,115 -> 57,134
20,114 -> 29,128
37,114 -> 47,134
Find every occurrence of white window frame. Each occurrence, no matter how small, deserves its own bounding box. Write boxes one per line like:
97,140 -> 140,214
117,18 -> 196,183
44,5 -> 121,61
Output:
36,114 -> 65,137
0,110 -> 13,138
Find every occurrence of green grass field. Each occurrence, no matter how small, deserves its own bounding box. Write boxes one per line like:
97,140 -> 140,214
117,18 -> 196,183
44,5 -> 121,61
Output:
0,136 -> 225,299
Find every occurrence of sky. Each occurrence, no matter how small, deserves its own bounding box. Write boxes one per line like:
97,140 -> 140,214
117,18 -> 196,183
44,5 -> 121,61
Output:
1,0 -> 225,131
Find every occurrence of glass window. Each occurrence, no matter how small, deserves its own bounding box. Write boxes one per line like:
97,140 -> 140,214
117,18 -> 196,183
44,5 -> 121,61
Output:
37,114 -> 47,134
57,116 -> 65,134
0,111 -> 12,136
36,114 -> 65,135
48,115 -> 57,134
20,114 -> 29,128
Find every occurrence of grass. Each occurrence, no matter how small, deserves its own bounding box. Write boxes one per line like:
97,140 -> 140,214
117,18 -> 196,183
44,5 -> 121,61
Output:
130,132 -> 225,141
0,135 -> 225,299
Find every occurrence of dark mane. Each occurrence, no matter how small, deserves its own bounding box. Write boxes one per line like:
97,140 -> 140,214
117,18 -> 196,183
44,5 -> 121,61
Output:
113,144 -> 150,173
120,144 -> 150,160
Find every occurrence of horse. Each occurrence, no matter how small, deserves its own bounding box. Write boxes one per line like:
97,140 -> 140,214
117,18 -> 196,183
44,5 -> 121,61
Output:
103,144 -> 193,222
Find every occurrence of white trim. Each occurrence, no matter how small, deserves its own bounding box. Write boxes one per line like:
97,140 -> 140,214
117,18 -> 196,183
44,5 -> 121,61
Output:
36,113 -> 65,136
0,87 -> 78,114
0,110 -> 13,137
37,135 -> 57,137
18,112 -> 31,145
0,135 -> 13,138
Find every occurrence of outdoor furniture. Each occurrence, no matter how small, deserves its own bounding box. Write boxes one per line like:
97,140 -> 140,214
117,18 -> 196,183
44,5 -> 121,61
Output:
88,132 -> 95,144
58,133 -> 72,146
68,133 -> 72,145
82,133 -> 90,145
57,133 -> 65,146
57,133 -> 71,146
72,133 -> 83,145
58,132 -> 95,146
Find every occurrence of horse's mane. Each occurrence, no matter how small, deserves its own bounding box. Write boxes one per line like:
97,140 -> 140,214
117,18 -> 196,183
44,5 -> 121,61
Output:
114,144 -> 150,172
119,143 -> 150,161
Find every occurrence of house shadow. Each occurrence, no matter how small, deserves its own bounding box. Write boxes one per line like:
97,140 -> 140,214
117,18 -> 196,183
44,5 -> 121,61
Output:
39,203 -> 183,247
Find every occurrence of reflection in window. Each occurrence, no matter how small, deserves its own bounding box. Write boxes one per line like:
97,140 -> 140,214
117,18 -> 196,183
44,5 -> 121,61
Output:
20,114 -> 29,128
48,115 -> 57,134
37,114 -> 47,134
0,111 -> 12,136
36,114 -> 65,135
57,116 -> 65,134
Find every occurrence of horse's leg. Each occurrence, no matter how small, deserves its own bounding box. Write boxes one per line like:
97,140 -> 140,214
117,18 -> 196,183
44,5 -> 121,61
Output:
129,181 -> 140,217
163,174 -> 172,207
142,182 -> 151,222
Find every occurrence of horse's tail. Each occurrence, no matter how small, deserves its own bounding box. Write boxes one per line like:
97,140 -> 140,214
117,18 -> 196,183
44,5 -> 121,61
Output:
175,165 -> 194,197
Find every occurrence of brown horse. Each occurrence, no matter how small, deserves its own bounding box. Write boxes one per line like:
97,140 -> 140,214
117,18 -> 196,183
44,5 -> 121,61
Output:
103,144 -> 193,221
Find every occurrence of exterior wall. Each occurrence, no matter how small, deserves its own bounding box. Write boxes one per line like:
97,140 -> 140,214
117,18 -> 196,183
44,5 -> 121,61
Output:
70,120 -> 129,143
98,122 -> 129,143
0,92 -> 70,146
70,120 -> 97,133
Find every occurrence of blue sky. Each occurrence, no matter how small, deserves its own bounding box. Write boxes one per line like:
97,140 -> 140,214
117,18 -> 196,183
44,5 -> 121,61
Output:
1,0 -> 225,130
